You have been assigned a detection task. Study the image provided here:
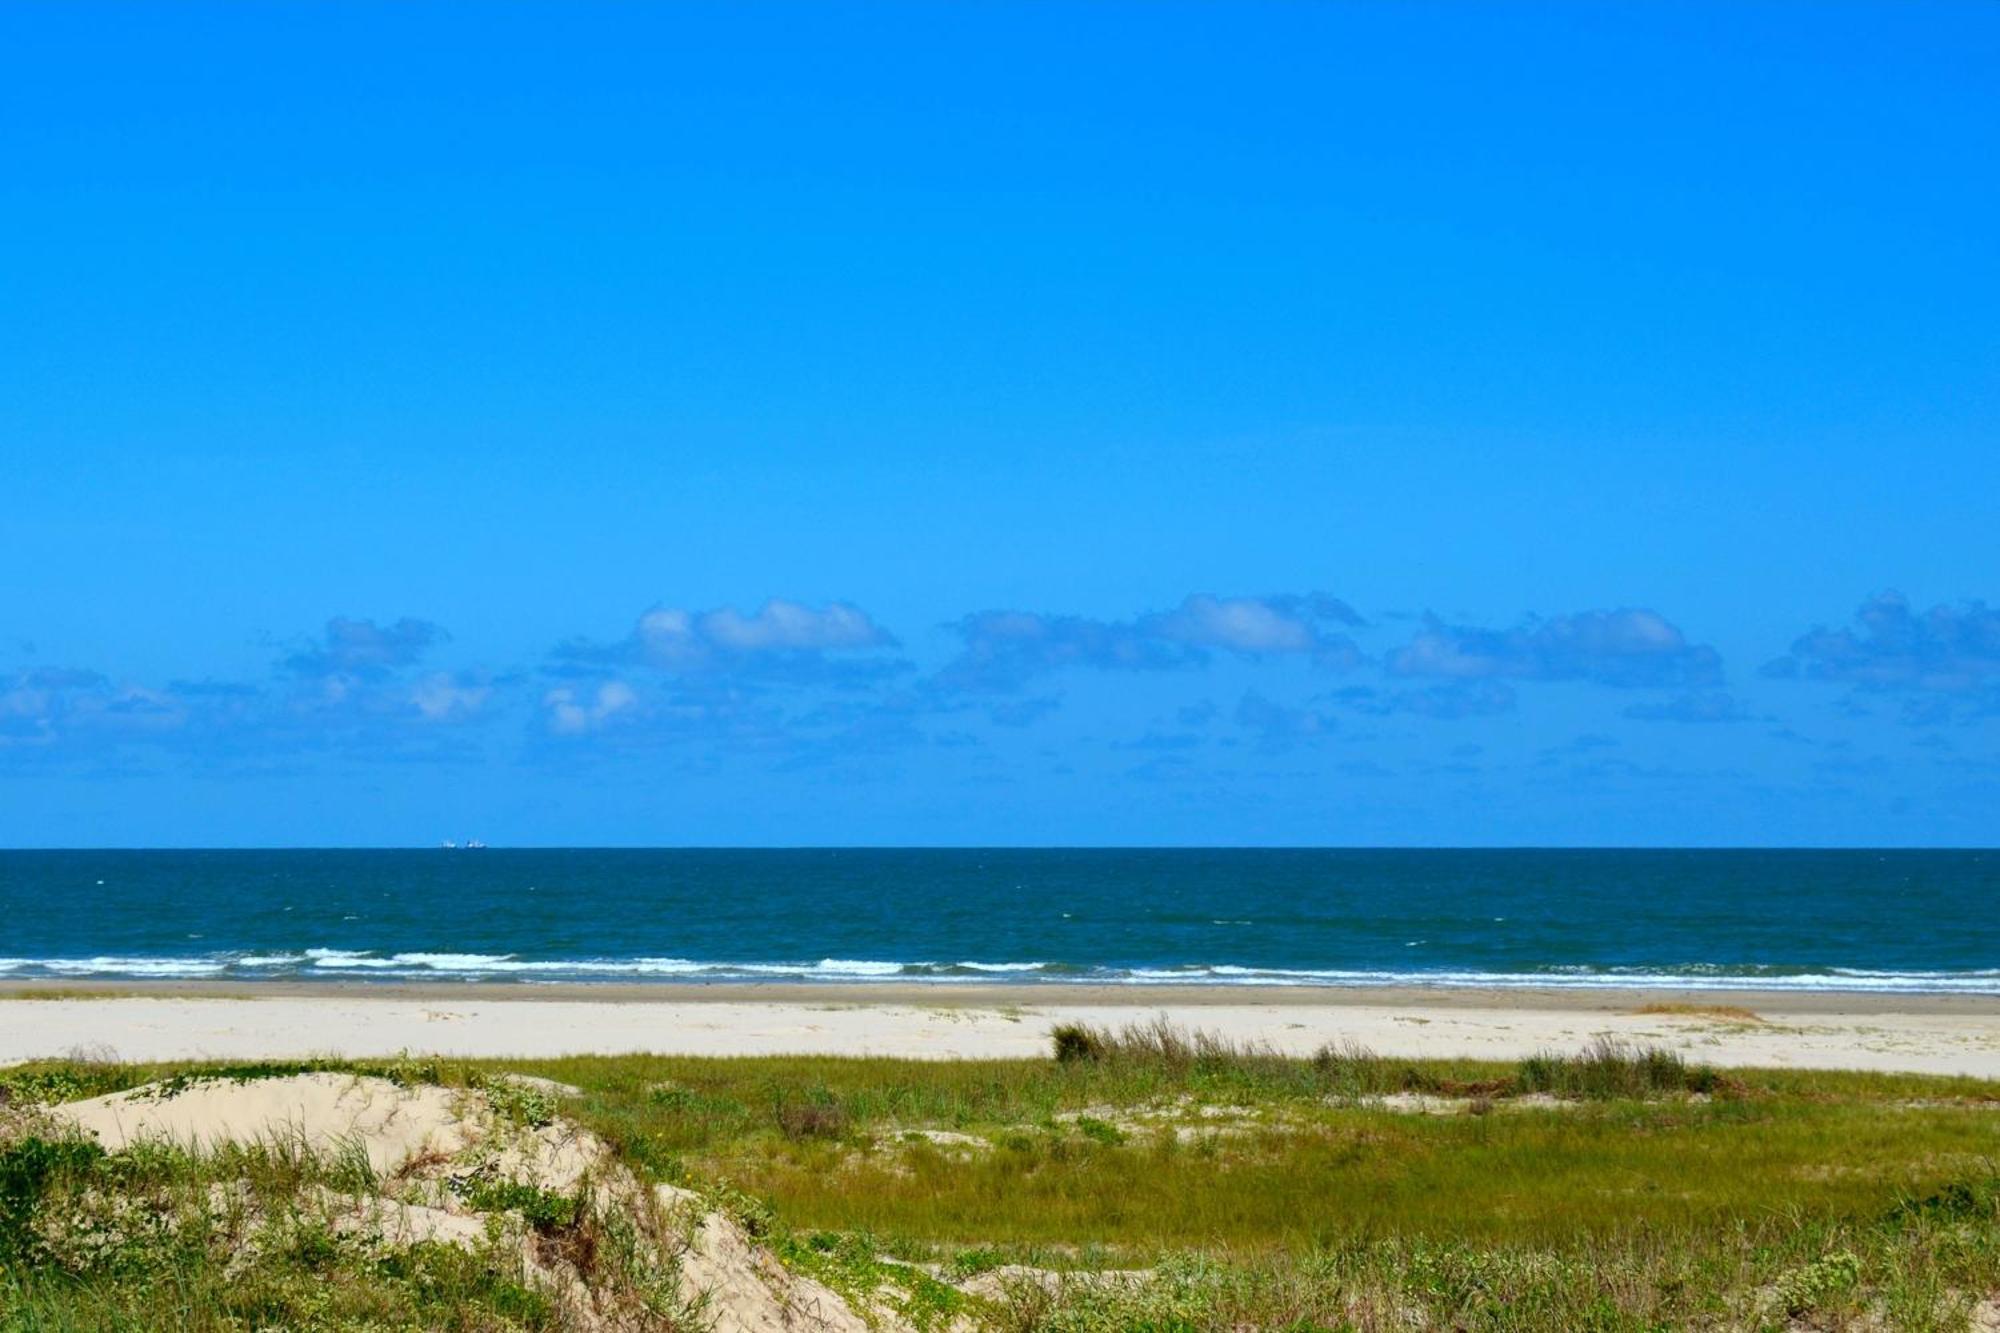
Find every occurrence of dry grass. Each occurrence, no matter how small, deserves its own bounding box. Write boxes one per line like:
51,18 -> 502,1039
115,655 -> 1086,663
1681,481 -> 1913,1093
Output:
1633,1001 -> 1766,1023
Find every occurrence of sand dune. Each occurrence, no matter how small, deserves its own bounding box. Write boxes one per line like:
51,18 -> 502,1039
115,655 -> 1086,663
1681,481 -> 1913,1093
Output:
37,1072 -> 902,1331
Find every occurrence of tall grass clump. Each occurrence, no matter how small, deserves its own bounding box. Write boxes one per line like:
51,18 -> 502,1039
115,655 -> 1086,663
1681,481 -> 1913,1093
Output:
1518,1036 -> 1724,1099
1047,1016 -> 1333,1103
1048,1020 -> 1732,1104
1048,1016 -> 1285,1074
1309,1038 -> 1446,1098
1050,1024 -> 1107,1065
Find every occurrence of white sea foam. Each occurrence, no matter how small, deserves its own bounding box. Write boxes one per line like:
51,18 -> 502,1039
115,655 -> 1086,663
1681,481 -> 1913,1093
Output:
305,949 -> 402,969
810,959 -> 909,976
2,951 -> 1997,993
41,957 -> 228,978
405,957 -> 710,976
388,952 -> 519,969
1097,965 -> 2000,993
1829,967 -> 2000,979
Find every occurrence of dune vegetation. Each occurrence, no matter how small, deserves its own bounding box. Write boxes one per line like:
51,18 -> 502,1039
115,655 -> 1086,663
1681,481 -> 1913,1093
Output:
2,1021 -> 1998,1331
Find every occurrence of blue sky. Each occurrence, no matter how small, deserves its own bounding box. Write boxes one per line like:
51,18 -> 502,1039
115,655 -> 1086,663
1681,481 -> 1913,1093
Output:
2,2 -> 1995,846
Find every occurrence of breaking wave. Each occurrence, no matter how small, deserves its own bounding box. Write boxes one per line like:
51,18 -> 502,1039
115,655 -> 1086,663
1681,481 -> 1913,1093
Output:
1,952 -> 1996,993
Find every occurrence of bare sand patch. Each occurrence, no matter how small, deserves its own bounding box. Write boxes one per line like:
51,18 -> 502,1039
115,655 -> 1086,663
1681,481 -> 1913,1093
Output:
49,1072 -> 473,1175
954,1264 -> 1154,1303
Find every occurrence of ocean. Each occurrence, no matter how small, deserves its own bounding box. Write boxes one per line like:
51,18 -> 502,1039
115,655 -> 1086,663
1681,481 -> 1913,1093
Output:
0,848 -> 1992,993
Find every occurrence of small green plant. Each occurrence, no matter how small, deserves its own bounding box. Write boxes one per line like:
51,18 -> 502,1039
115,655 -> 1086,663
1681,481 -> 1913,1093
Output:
449,1173 -> 582,1233
371,1051 -> 447,1088
777,1229 -> 966,1332
1072,1115 -> 1126,1146
479,1076 -> 560,1129
948,1245 -> 1007,1279
1776,1250 -> 1862,1316
145,1059 -> 348,1100
705,1181 -> 777,1239
647,1082 -> 699,1109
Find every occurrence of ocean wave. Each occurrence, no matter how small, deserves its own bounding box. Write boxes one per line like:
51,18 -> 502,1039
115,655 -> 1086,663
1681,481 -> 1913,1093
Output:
39,957 -> 229,978
388,952 -> 520,970
0,952 -> 1996,993
811,959 -> 911,977
306,949 -> 404,970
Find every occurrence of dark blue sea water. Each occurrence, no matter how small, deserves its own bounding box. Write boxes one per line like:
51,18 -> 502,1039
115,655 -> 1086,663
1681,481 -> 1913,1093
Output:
0,849 -> 1994,992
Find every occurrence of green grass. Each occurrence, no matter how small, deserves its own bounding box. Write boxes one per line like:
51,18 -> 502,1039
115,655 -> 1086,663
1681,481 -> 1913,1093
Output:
521,1037 -> 2000,1328
4,1031 -> 2000,1330
540,1051 -> 1997,1248
0,1130 -> 565,1331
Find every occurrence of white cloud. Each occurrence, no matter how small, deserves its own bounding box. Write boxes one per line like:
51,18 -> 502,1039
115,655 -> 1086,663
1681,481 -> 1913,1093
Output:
938,592 -> 1363,693
545,680 -> 639,735
1388,609 -> 1722,689
560,598 -> 901,684
412,673 -> 492,723
1150,595 -> 1317,654
699,600 -> 888,653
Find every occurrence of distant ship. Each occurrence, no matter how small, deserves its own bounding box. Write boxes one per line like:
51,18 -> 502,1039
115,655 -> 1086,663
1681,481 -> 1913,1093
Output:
438,839 -> 488,849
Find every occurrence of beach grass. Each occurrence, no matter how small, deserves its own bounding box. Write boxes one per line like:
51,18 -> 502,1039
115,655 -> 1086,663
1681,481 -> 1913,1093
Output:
0,1134 -> 571,1331
3,1029 -> 1999,1329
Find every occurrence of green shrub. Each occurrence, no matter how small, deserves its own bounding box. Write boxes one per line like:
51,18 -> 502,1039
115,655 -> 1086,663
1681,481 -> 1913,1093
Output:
775,1093 -> 850,1141
1776,1250 -> 1861,1316
0,1136 -> 105,1262
0,1061 -> 131,1107
1073,1116 -> 1126,1146
449,1174 -> 582,1233
480,1077 -> 560,1129
1889,1178 -> 1997,1224
647,1082 -> 699,1109
1052,1023 -> 1107,1064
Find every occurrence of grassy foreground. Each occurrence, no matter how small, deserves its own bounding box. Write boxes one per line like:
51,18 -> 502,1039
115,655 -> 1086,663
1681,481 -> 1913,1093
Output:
3,1019 -> 1999,1330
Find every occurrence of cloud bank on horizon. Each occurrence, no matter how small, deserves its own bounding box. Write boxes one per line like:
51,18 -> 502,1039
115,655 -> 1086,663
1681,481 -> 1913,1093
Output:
4,592 -> 1992,793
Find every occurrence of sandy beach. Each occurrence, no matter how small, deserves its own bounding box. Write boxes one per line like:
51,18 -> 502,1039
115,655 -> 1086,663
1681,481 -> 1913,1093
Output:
5,982 -> 1998,1077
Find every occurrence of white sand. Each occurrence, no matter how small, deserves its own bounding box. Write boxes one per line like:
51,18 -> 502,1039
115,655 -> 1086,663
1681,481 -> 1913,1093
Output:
50,1071 -> 474,1174
5,991 -> 1999,1077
